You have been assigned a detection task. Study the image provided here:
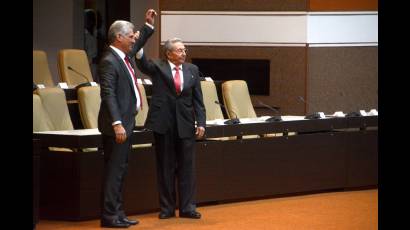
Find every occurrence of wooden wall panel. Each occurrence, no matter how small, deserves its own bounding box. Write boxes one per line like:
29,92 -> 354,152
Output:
307,47 -> 378,114
309,0 -> 378,11
160,0 -> 307,11
185,46 -> 307,115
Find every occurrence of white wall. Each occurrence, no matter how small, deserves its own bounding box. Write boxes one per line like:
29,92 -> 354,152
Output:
161,11 -> 378,47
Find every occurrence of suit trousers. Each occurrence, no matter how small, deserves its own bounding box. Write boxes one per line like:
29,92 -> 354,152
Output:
154,126 -> 197,214
101,134 -> 131,221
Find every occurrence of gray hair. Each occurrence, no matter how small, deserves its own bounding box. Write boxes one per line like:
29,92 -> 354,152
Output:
163,37 -> 183,55
107,20 -> 134,44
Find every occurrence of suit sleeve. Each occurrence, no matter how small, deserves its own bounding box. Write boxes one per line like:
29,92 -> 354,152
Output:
99,59 -> 121,123
135,54 -> 157,76
191,66 -> 206,127
129,24 -> 154,58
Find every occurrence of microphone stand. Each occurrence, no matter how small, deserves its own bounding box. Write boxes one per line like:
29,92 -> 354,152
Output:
68,66 -> 92,90
214,101 -> 240,125
258,101 -> 282,122
298,96 -> 322,119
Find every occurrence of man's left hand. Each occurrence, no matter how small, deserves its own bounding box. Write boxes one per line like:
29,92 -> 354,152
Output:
196,126 -> 205,139
145,9 -> 157,26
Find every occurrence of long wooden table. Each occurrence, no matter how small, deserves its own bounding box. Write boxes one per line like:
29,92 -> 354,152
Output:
33,115 -> 378,220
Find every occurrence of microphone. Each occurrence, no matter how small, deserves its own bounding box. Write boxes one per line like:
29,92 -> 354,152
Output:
214,100 -> 240,125
345,111 -> 363,117
298,96 -> 324,119
67,66 -> 92,89
338,91 -> 363,117
257,101 -> 282,122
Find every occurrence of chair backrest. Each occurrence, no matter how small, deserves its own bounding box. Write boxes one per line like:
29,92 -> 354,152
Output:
222,80 -> 257,119
77,86 -> 101,129
33,50 -> 55,87
58,49 -> 93,86
77,84 -> 148,129
36,88 -> 74,131
135,84 -> 149,127
200,81 -> 224,120
33,93 -> 54,132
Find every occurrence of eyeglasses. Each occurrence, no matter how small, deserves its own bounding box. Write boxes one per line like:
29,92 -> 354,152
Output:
173,48 -> 188,54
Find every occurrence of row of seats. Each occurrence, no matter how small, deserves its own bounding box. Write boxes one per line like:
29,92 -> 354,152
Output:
77,84 -> 149,129
74,80 -> 256,130
33,49 -> 273,140
33,49 -> 93,87
33,79 -> 260,135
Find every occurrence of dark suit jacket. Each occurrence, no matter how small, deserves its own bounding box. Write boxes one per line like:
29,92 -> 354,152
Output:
136,56 -> 206,138
98,24 -> 154,137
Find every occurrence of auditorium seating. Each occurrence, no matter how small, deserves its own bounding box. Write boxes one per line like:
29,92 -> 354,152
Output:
36,88 -> 74,131
222,80 -> 257,119
77,86 -> 101,129
200,81 -> 224,120
76,84 -> 151,148
33,94 -> 53,132
133,83 -> 152,148
135,83 -> 149,127
222,80 -> 258,139
33,50 -> 55,87
34,88 -> 73,151
200,80 -> 232,141
58,49 -> 94,86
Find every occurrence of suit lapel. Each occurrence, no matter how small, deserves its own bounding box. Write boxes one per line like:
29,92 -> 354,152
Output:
182,64 -> 192,93
159,60 -> 178,94
110,48 -> 136,94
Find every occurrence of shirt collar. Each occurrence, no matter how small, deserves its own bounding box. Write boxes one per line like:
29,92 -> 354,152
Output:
168,61 -> 181,71
110,45 -> 127,60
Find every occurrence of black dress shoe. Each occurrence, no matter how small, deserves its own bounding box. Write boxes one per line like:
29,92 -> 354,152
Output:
179,211 -> 201,219
119,217 -> 139,225
100,219 -> 130,228
158,212 -> 176,219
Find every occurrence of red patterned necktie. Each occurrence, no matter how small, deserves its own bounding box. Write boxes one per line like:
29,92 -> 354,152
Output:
124,56 -> 143,110
174,66 -> 181,95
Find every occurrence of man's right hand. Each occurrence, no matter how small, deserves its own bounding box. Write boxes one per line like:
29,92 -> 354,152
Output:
145,9 -> 157,26
113,124 -> 127,144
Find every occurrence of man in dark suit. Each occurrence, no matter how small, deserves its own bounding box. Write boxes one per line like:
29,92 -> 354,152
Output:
98,9 -> 157,228
136,37 -> 206,219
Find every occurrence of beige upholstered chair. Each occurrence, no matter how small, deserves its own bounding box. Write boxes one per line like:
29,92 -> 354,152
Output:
77,86 -> 101,129
200,81 -> 224,121
36,88 -> 74,131
222,80 -> 257,119
34,88 -> 73,151
77,86 -> 101,152
222,80 -> 283,138
133,83 -> 152,148
58,49 -> 93,86
33,50 -> 55,87
222,80 -> 259,139
33,94 -> 53,132
135,84 -> 149,127
200,81 -> 232,141
76,84 -> 151,148
77,84 -> 149,129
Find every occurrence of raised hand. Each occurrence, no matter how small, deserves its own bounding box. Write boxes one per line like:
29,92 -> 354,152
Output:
145,9 -> 157,26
